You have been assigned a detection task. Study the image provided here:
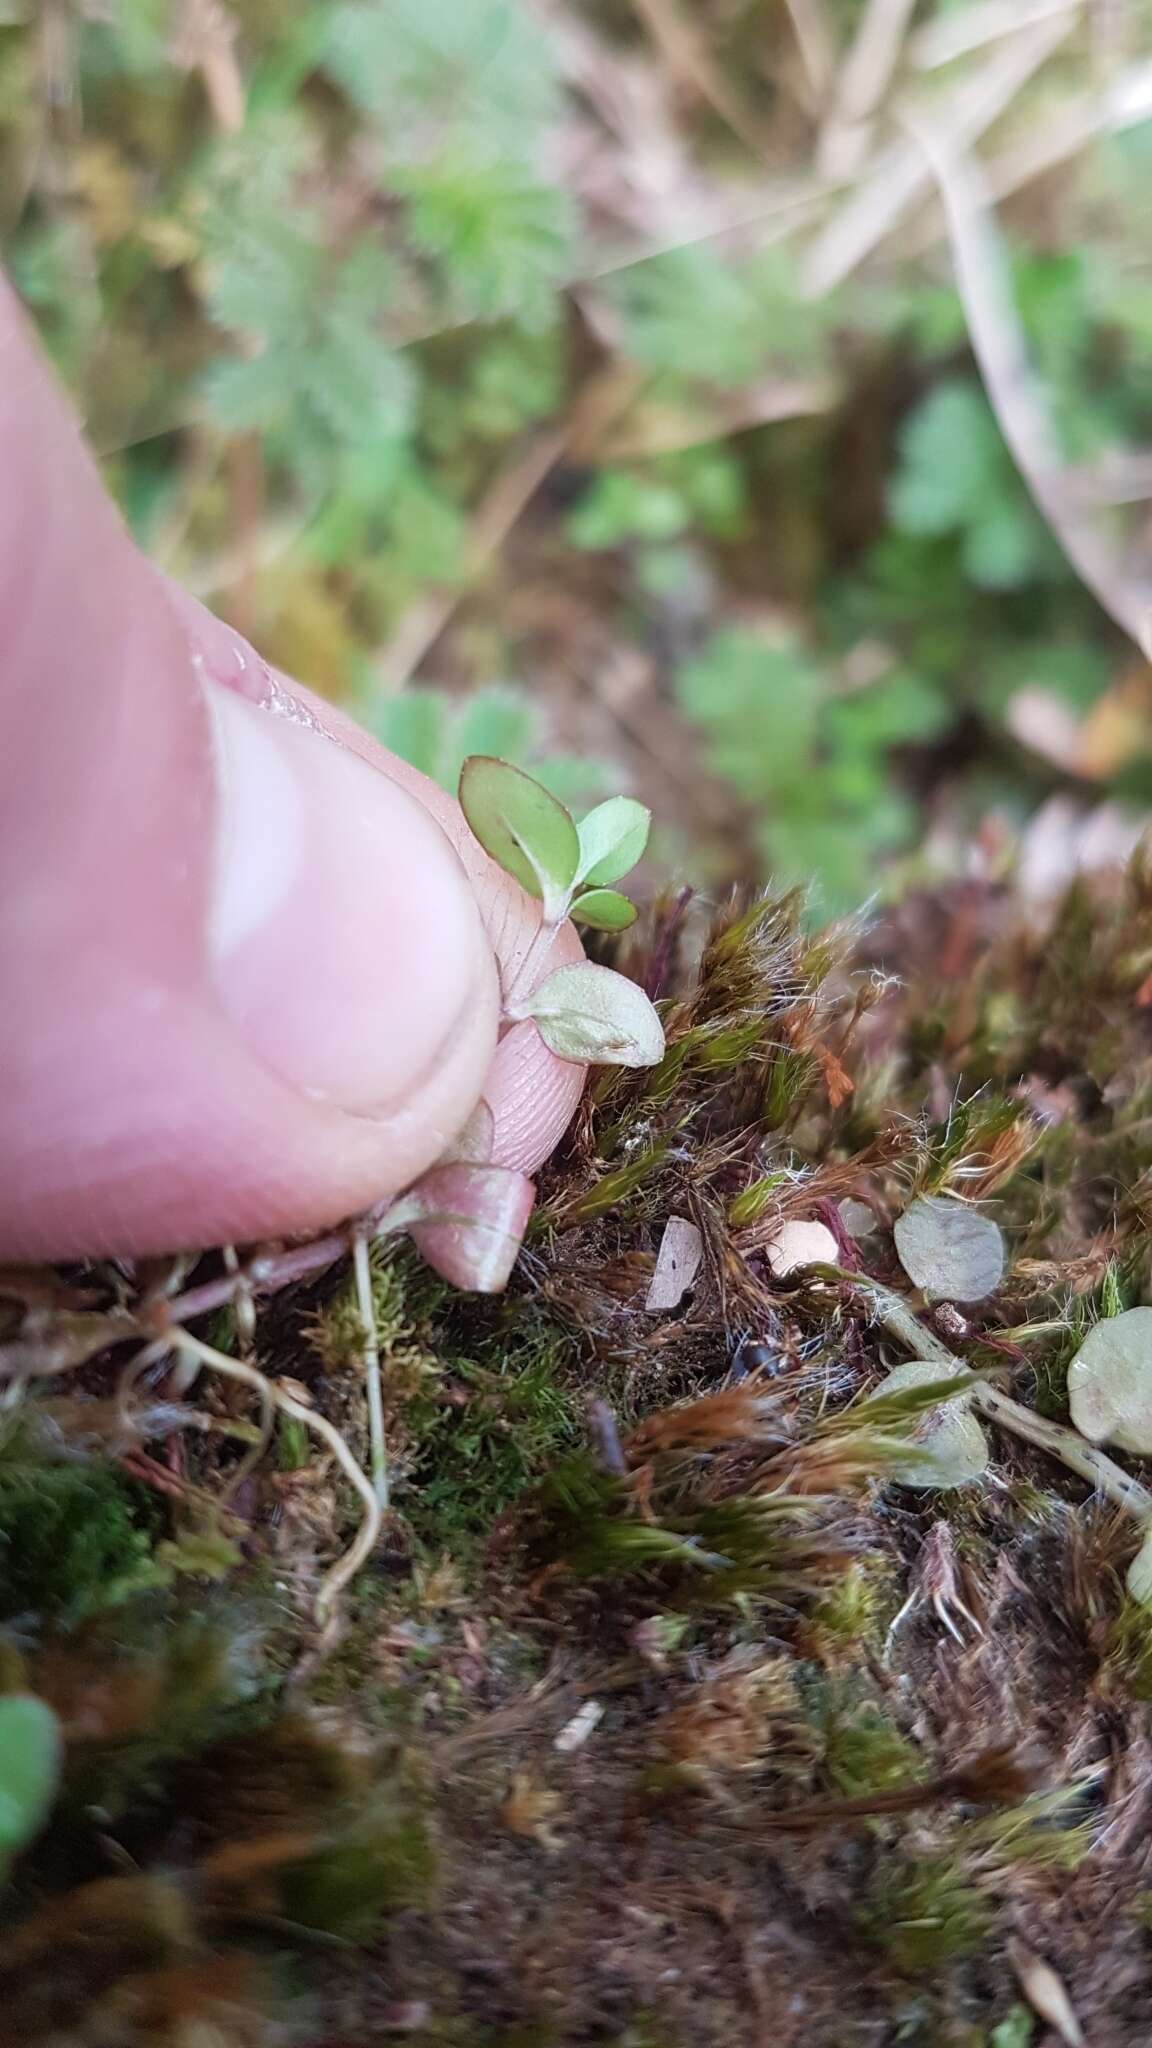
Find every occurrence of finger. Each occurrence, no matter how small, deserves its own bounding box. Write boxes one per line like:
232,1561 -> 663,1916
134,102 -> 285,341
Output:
0,277 -> 501,1259
163,587 -> 590,1176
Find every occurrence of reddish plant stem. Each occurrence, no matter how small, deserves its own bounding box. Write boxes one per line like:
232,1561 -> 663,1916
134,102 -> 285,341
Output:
160,1230 -> 351,1326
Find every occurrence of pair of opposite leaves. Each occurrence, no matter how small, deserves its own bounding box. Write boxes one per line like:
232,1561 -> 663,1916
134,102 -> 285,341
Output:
458,756 -> 664,1068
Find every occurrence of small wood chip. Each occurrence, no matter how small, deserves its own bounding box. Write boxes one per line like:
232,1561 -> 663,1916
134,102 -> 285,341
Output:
763,1219 -> 839,1278
645,1216 -> 704,1311
554,1700 -> 604,1753
1008,1936 -> 1084,2048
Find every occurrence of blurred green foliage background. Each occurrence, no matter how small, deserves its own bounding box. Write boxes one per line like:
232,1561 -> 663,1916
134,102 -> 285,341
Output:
5,0 -> 1152,910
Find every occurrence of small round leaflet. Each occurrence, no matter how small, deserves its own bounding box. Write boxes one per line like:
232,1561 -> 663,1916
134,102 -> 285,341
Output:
570,888 -> 637,932
867,1360 -> 990,1490
0,1695 -> 61,1872
523,961 -> 665,1067
576,796 -> 650,887
458,756 -> 579,920
1067,1305 -> 1152,1455
893,1195 -> 1004,1302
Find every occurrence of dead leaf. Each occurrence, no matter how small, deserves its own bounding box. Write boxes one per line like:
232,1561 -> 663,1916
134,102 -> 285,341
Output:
645,1215 -> 704,1311
816,1042 -> 855,1109
1008,1936 -> 1084,2048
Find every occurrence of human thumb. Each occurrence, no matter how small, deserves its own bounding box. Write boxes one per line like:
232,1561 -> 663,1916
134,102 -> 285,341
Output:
0,275 -> 501,1259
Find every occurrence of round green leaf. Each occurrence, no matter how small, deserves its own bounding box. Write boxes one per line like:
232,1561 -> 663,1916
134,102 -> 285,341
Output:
1128,1521 -> 1152,1607
524,962 -> 665,1067
893,1195 -> 1004,1302
867,1360 -> 990,1490
0,1695 -> 61,1865
458,756 -> 579,918
1067,1306 -> 1152,1455
570,888 -> 637,932
576,796 -> 651,888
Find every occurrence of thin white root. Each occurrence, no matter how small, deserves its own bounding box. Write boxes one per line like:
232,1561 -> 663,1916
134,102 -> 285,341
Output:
173,1331 -> 382,1621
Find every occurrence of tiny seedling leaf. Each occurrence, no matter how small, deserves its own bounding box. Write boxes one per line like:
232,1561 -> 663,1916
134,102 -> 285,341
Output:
0,1695 -> 61,1869
523,962 -> 665,1067
867,1360 -> 990,1490
458,755 -> 579,918
576,796 -> 651,887
570,888 -> 637,932
1067,1306 -> 1152,1455
893,1195 -> 1004,1302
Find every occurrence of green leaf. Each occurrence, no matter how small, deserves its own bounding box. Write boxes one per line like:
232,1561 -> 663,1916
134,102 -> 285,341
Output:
675,631 -> 824,798
368,688 -> 447,782
521,963 -> 665,1067
888,379 -> 1050,590
867,1361 -> 990,1491
1128,1522 -> 1152,1608
398,148 -> 573,327
325,0 -> 561,161
1067,1306 -> 1152,1455
576,796 -> 651,887
570,889 -> 637,932
893,1195 -> 1005,1302
0,1695 -> 61,1869
458,755 -> 579,916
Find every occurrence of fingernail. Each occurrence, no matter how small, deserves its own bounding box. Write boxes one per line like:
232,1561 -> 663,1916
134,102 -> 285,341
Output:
206,682 -> 490,1118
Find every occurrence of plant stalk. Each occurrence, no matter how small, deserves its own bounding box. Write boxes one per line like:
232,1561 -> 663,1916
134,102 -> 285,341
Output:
859,1276 -> 1152,1520
352,1229 -> 388,1511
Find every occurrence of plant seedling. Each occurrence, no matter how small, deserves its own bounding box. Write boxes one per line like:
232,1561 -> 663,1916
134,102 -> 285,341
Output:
0,1694 -> 61,1878
458,756 -> 664,1068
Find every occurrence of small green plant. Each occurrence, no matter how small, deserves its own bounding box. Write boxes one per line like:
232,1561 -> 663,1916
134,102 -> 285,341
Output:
0,1696 -> 61,1881
457,756 -> 665,1065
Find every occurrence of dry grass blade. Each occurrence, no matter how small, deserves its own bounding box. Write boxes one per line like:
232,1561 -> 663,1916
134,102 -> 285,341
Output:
909,110 -> 1152,652
628,0 -> 772,158
782,0 -> 838,101
821,0 -> 918,174
910,0 -> 1082,71
802,11 -> 1075,295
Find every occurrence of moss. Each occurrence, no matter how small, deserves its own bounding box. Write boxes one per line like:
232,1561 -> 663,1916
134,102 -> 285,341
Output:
280,1797 -> 436,1938
0,1429 -> 159,1622
1101,1597 -> 1152,1700
403,1308 -> 582,1553
819,1697 -> 922,1799
857,1847 -> 992,1975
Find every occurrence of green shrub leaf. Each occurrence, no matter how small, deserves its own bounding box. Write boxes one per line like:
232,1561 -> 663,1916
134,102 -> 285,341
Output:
458,755 -> 579,917
893,1195 -> 1005,1302
576,796 -> 651,887
0,1695 -> 61,1869
522,962 -> 665,1067
570,888 -> 637,932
